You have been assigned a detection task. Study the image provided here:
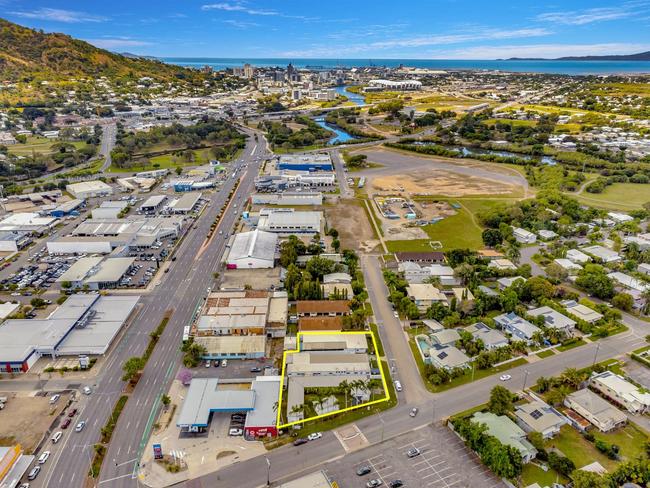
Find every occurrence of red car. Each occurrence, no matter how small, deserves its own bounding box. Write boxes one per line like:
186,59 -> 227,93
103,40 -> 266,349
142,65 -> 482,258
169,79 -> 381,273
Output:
61,418 -> 71,429
68,408 -> 78,417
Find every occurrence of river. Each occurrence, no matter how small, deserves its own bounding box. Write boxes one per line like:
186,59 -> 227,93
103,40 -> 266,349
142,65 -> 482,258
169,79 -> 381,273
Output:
313,117 -> 356,144
334,85 -> 365,106
414,141 -> 557,165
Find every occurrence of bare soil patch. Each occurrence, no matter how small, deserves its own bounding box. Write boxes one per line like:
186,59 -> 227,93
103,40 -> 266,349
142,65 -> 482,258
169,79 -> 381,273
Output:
324,200 -> 378,252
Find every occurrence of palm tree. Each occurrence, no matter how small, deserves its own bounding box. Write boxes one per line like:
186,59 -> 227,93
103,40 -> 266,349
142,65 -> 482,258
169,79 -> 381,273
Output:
561,367 -> 585,389
641,288 -> 650,315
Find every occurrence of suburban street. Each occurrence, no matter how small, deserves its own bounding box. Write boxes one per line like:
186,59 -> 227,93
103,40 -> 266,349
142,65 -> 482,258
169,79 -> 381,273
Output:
33,129 -> 269,488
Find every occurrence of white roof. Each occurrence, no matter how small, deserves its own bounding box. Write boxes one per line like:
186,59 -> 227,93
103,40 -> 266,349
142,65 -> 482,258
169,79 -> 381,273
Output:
529,306 -> 576,330
608,271 -> 650,292
561,300 -> 603,323
227,229 -> 277,262
0,301 -> 20,319
591,371 -> 650,407
554,258 -> 583,271
67,180 -> 112,193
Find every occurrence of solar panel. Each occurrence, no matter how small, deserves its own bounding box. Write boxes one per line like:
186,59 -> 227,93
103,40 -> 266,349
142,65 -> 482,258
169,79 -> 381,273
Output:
438,351 -> 448,359
530,409 -> 543,420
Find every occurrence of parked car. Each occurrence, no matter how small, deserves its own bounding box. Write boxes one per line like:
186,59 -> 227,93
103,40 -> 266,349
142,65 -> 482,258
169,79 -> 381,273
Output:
51,431 -> 62,443
49,394 -> 60,404
61,418 -> 71,429
68,408 -> 78,417
394,381 -> 402,392
406,448 -> 421,458
499,374 -> 512,381
293,438 -> 308,446
409,408 -> 418,417
27,466 -> 40,480
228,428 -> 243,436
205,360 -> 211,368
83,386 -> 92,395
366,480 -> 383,488
38,451 -> 50,464
356,466 -> 371,476
307,432 -> 322,441
250,367 -> 262,373
389,480 -> 404,488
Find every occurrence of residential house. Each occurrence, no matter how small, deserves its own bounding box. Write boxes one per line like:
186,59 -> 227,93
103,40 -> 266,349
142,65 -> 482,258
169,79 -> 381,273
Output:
561,300 -> 603,324
494,312 -> 540,343
488,259 -> 517,271
466,322 -> 509,350
395,251 -> 446,264
296,301 -> 351,317
553,258 -> 583,274
429,345 -> 471,370
590,371 -> 650,414
513,227 -> 537,244
452,288 -> 475,310
471,412 -> 538,463
422,319 -> 445,333
566,249 -> 591,264
477,285 -> 499,297
514,400 -> 567,439
478,249 -> 504,260
430,329 -> 461,347
528,306 -> 576,336
538,229 -> 558,241
564,388 -> 628,432
497,276 -> 526,290
639,263 -> 650,276
582,245 -> 621,263
406,284 -> 448,312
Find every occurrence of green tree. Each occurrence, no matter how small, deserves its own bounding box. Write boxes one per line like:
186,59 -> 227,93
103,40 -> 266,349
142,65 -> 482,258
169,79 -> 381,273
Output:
571,470 -> 608,488
482,228 -> 503,247
487,385 -> 515,415
612,292 -> 634,312
122,356 -> 145,382
161,394 -> 171,408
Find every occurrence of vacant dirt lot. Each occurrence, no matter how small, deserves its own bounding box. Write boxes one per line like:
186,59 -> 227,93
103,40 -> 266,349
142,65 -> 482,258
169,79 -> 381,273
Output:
376,200 -> 458,241
371,169 -> 515,197
0,392 -> 71,453
324,200 -> 379,253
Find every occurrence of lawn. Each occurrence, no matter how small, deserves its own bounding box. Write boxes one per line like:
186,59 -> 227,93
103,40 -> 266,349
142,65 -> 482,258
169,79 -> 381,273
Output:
385,203 -> 485,252
575,183 -> 650,210
556,339 -> 587,352
107,148 -> 217,173
8,136 -> 88,156
537,349 -> 556,359
521,463 -> 565,488
547,423 -> 647,471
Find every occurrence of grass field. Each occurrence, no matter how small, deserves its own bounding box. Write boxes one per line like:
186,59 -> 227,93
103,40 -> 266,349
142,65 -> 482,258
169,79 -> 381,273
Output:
107,148 -> 218,173
8,136 -> 87,156
575,183 -> 650,210
521,463 -> 565,488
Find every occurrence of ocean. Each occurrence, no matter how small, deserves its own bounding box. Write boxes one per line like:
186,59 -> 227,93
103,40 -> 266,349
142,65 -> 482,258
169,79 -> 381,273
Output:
162,57 -> 650,75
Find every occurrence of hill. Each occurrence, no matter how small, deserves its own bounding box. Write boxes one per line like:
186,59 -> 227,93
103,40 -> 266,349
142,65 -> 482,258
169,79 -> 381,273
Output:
505,51 -> 650,62
0,18 -> 201,82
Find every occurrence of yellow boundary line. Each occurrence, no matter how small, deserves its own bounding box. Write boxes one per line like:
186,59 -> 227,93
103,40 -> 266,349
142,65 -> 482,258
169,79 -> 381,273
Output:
276,330 -> 390,429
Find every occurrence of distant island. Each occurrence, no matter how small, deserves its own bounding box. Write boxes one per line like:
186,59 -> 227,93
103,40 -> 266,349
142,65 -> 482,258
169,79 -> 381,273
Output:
504,51 -> 650,61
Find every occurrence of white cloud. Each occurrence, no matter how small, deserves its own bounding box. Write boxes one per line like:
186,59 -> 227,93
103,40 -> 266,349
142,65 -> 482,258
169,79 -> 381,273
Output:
280,27 -> 551,57
85,38 -> 153,50
536,2 -> 650,25
222,19 -> 260,29
10,8 -> 107,23
201,2 -> 277,16
435,43 -> 650,60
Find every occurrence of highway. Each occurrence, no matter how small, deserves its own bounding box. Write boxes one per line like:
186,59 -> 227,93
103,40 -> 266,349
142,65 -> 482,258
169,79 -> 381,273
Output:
35,128 -> 268,488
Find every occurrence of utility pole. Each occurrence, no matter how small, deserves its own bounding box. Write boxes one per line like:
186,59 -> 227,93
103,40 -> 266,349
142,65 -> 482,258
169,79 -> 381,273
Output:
265,456 -> 271,486
522,370 -> 530,392
592,342 -> 601,367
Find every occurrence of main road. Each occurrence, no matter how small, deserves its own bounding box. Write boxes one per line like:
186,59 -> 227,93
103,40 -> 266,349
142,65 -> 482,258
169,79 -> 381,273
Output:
37,128 -> 268,488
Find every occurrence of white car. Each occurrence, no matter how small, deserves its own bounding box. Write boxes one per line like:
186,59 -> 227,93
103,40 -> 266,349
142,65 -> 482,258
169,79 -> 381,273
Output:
38,451 -> 50,464
308,432 -> 322,441
51,431 -> 62,444
49,394 -> 60,404
228,428 -> 243,436
394,380 -> 402,392
75,421 -> 86,432
83,386 -> 92,395
393,311 -> 399,318
499,374 -> 512,381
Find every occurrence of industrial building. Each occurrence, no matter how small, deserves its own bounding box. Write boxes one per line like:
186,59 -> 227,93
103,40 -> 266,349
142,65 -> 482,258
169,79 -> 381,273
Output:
257,208 -> 322,235
367,79 -> 422,90
176,376 -> 281,438
66,180 -> 113,199
225,229 -> 277,269
277,153 -> 333,172
0,293 -> 139,372
49,199 -> 84,217
0,212 -> 58,235
165,192 -> 203,214
255,173 -> 336,192
251,192 -> 323,206
194,335 -> 266,360
140,195 -> 167,213
92,201 -> 129,219
0,231 -> 31,252
56,256 -> 136,289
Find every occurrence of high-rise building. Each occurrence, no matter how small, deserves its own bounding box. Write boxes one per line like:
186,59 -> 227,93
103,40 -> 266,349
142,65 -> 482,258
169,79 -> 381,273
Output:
243,63 -> 255,79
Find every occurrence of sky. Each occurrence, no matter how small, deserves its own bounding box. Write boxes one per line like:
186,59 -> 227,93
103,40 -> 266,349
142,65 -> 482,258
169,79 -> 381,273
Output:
3,0 -> 650,59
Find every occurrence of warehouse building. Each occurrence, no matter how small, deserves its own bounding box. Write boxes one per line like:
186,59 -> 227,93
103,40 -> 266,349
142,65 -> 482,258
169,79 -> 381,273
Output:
0,212 -> 58,234
49,199 -> 84,217
225,229 -> 277,269
251,192 -> 323,206
277,153 -> 333,172
257,208 -> 322,235
194,335 -> 266,360
166,192 -> 203,214
66,180 -> 113,199
140,195 -> 167,213
0,231 -> 31,252
0,293 -> 139,372
92,201 -> 129,219
56,256 -> 135,289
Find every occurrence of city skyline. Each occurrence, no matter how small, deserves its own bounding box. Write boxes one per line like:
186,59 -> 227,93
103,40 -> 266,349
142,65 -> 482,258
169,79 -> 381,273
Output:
4,0 -> 650,59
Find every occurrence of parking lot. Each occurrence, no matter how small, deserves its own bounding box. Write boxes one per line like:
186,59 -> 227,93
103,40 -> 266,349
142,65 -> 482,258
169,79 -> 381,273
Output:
323,424 -> 505,488
190,357 -> 277,380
